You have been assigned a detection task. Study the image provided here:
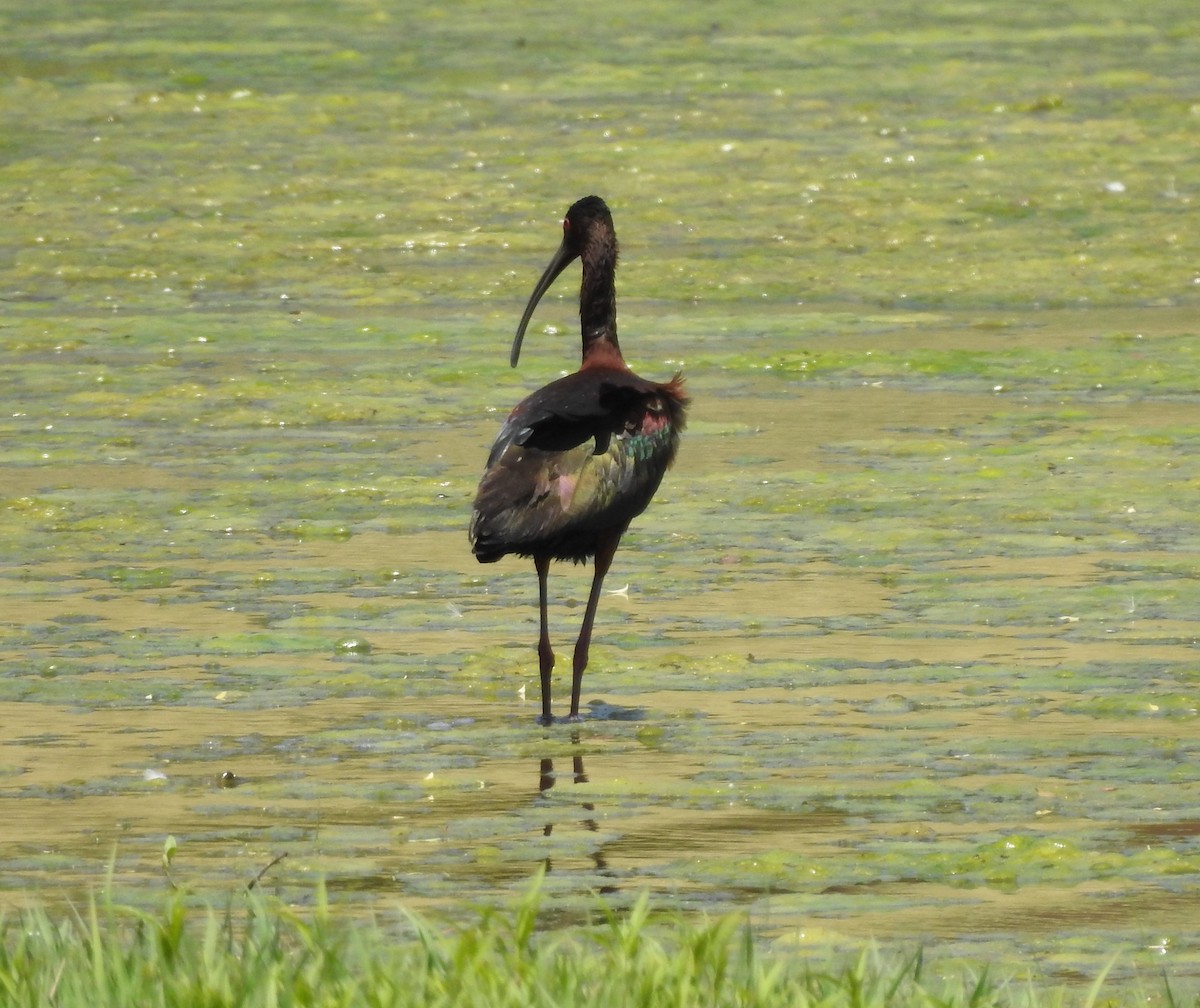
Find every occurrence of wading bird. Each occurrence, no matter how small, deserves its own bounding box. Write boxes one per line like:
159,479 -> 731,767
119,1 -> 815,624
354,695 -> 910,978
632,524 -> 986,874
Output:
470,196 -> 688,724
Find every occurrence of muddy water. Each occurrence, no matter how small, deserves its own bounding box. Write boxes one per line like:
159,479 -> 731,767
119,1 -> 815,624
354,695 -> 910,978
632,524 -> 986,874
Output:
4,0 -> 1200,994
3,306 -> 1200,995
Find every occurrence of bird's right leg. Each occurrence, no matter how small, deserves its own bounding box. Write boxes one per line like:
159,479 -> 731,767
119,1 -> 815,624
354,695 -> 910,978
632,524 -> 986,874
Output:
568,530 -> 620,720
535,555 -> 554,725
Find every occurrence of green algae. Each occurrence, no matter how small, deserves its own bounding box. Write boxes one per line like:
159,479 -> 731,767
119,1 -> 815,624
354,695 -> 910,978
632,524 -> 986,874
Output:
3,0 -> 1200,998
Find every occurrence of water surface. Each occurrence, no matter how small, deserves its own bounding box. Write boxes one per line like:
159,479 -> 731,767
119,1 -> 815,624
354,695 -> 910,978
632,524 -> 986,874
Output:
2,0 -> 1199,997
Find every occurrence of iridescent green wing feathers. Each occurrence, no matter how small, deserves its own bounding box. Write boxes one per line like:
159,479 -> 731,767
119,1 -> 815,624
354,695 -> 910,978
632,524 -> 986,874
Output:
470,371 -> 686,563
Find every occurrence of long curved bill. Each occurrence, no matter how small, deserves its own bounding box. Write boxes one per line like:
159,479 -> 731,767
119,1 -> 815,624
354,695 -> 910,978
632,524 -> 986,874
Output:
510,238 -> 578,368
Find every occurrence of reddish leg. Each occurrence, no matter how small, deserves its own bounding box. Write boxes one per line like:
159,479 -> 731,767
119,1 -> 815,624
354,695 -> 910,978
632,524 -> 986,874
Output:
534,555 -> 554,725
568,531 -> 621,720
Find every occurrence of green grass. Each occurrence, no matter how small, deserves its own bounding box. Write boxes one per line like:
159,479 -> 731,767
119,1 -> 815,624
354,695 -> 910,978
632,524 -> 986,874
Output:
0,878 -> 1178,1008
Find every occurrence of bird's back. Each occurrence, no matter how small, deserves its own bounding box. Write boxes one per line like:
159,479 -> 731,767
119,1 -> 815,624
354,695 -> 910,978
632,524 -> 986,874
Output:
470,367 -> 686,564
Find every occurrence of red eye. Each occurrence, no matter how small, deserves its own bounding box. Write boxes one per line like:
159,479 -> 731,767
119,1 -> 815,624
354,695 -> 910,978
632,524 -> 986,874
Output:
562,218 -> 571,233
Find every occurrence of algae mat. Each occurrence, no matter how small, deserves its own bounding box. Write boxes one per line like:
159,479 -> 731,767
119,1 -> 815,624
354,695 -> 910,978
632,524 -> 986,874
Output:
2,0 -> 1200,997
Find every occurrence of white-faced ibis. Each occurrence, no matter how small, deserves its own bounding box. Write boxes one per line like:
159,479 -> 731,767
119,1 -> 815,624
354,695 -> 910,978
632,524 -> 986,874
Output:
470,196 -> 688,724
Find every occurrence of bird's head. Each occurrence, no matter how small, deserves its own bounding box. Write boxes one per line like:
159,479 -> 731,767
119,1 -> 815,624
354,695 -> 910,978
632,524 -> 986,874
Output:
510,196 -> 615,367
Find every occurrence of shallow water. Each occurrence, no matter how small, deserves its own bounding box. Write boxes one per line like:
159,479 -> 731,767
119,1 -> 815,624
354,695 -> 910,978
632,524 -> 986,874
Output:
5,312 -> 1200,993
3,0 -> 1200,997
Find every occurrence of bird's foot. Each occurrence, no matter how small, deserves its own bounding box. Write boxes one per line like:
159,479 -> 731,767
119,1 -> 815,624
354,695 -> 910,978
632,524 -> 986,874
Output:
535,713 -> 586,726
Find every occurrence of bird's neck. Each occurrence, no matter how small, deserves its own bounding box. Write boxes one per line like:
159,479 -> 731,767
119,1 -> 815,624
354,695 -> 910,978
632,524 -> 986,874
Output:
579,241 -> 621,362
581,335 -> 625,370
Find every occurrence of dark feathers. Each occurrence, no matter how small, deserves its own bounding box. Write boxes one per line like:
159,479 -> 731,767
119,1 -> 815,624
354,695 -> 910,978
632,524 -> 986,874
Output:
470,368 -> 686,564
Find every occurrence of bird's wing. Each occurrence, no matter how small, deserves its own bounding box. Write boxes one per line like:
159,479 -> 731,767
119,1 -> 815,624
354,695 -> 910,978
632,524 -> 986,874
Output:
486,376 -> 642,463
471,374 -> 684,560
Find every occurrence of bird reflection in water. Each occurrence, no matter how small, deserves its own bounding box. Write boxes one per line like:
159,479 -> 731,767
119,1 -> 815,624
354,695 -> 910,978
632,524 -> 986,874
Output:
536,737 -> 615,892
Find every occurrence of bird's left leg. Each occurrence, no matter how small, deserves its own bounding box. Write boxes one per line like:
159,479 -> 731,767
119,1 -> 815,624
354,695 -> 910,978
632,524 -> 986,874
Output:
568,530 -> 621,720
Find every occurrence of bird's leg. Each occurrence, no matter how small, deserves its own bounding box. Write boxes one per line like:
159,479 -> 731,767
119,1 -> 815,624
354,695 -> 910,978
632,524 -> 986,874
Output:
535,555 -> 554,725
569,531 -> 621,720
